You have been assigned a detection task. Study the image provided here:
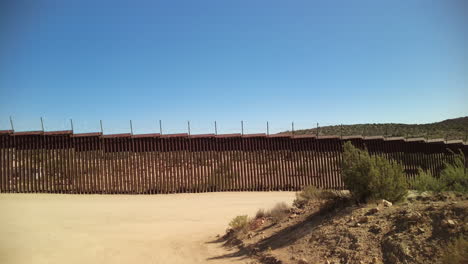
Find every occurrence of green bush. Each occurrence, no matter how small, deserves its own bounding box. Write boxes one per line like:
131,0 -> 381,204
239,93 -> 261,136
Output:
439,152 -> 468,193
441,236 -> 468,264
229,215 -> 250,234
412,169 -> 444,192
342,141 -> 408,203
412,152 -> 467,193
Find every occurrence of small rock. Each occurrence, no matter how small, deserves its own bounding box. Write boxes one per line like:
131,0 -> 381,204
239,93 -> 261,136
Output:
289,213 -> 298,219
216,234 -> 220,238
368,207 -> 380,215
298,258 -> 309,264
247,233 -> 253,239
355,223 -> 362,227
372,256 -> 379,263
382,200 -> 393,207
407,211 -> 423,222
418,227 -> 425,233
446,219 -> 457,228
358,216 -> 369,224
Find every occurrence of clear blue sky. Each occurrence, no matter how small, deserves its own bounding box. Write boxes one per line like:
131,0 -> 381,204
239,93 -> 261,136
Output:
1,0 -> 467,134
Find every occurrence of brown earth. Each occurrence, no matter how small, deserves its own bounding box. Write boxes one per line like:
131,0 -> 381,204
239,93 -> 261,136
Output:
220,192 -> 468,264
0,192 -> 295,264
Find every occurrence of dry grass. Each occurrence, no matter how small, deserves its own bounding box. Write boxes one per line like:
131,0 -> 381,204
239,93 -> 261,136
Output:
441,236 -> 468,264
255,208 -> 267,219
229,215 -> 250,234
293,185 -> 344,208
268,202 -> 290,223
252,202 -> 291,227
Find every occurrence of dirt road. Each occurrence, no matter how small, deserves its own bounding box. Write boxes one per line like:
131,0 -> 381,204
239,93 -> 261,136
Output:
0,192 -> 295,264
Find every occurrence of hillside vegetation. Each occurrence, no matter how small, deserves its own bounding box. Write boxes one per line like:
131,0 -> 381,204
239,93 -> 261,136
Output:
222,144 -> 468,264
289,116 -> 468,141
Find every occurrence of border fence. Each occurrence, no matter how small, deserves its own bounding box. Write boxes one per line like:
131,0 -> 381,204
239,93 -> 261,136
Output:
0,130 -> 467,194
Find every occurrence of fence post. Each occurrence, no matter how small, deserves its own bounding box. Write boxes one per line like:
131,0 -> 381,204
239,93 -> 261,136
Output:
241,120 -> 244,135
9,116 -> 14,132
159,120 -> 163,135
70,119 -> 74,132
100,120 -> 104,134
130,120 -> 133,135
316,122 -> 319,137
292,122 -> 294,135
187,121 -> 191,135
214,121 -> 217,135
40,117 -> 45,132
267,121 -> 269,136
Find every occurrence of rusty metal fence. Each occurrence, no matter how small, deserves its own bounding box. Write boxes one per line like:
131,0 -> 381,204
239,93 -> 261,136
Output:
0,130 -> 467,194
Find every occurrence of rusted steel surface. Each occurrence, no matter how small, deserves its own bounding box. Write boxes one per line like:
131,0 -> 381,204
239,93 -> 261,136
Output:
0,132 -> 466,194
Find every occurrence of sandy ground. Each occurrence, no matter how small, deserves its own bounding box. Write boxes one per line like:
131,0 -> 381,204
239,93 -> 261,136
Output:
0,192 -> 295,264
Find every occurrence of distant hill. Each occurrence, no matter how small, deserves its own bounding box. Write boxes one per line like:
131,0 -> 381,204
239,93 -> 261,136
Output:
284,117 -> 468,141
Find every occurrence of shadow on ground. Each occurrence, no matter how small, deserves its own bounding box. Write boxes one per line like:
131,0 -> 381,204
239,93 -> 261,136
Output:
206,203 -> 354,262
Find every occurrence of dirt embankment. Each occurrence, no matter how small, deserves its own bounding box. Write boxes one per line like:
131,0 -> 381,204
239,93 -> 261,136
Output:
220,192 -> 468,264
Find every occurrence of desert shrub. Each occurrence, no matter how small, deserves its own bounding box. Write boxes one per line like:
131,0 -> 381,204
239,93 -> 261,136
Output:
439,152 -> 468,193
412,152 -> 467,193
268,202 -> 290,223
255,208 -> 267,219
229,215 -> 250,234
342,141 -> 408,203
293,185 -> 342,208
293,185 -> 319,207
441,236 -> 468,264
296,185 -> 321,200
412,169 -> 444,193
